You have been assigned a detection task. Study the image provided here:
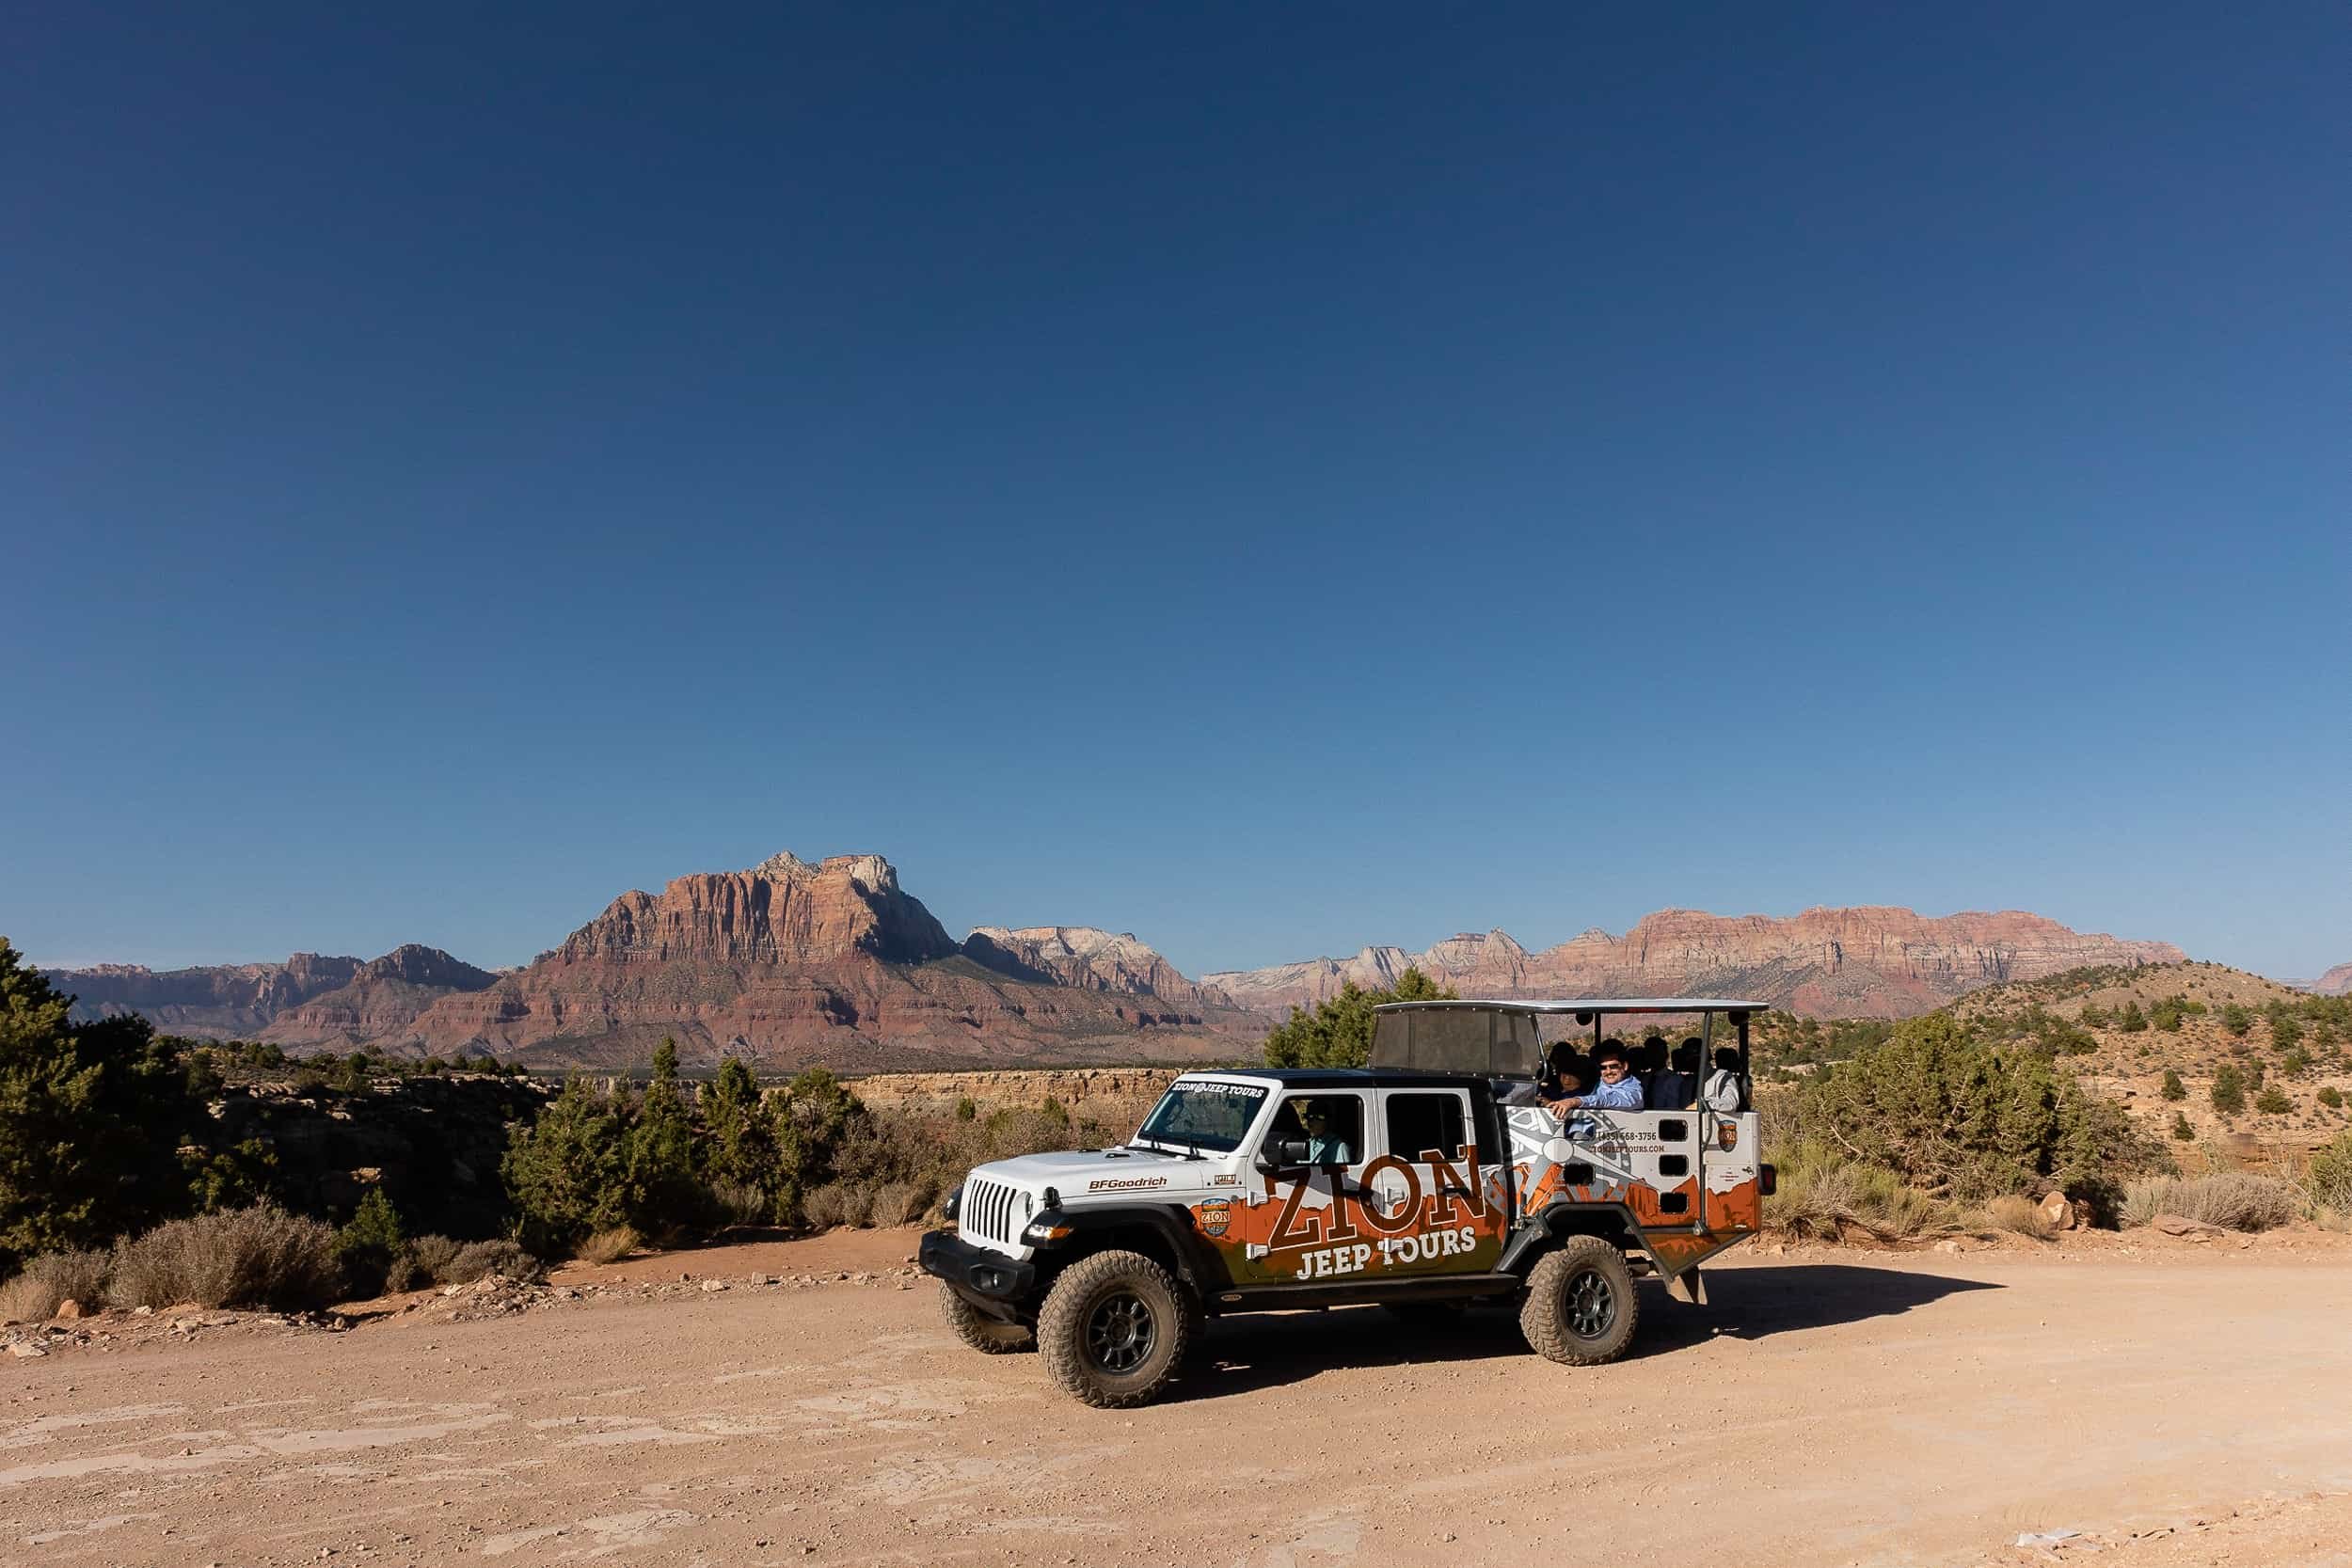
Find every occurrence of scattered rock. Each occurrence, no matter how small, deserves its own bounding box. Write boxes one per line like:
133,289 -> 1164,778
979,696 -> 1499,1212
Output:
700,1279 -> 728,1293
2153,1214 -> 2226,1238
52,1298 -> 84,1321
8,1340 -> 48,1358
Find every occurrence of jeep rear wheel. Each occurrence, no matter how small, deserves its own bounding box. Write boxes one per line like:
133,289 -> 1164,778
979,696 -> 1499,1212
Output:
1037,1249 -> 1192,1408
1520,1236 -> 1638,1366
939,1283 -> 1034,1354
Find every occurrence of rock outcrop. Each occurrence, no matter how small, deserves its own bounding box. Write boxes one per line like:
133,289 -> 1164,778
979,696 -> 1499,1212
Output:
1202,908 -> 2186,1020
961,927 -> 1222,1010
2298,962 -> 2352,997
394,854 -> 1249,1069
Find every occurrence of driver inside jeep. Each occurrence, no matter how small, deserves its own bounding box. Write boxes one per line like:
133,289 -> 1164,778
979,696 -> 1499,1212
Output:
1299,1103 -> 1354,1164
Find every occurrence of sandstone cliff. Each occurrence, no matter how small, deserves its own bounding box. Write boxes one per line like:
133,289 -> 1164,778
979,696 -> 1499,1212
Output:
1201,908 -> 2186,1020
395,854 -> 1250,1069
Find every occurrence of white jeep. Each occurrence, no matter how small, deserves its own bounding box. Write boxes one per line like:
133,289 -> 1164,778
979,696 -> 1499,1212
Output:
919,998 -> 1772,1406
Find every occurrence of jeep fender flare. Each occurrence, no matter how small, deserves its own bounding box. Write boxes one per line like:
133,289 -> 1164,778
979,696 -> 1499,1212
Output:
1042,1203 -> 1230,1301
1498,1201 -> 1668,1280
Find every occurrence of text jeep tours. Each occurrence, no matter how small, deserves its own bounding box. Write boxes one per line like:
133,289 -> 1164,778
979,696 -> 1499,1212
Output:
919,998 -> 1773,1407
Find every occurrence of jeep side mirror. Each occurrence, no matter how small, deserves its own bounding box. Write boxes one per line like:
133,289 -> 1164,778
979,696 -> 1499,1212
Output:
1255,1138 -> 1311,1173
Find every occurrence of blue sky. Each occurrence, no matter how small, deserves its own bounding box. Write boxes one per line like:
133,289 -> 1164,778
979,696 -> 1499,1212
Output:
7,4 -> 2346,980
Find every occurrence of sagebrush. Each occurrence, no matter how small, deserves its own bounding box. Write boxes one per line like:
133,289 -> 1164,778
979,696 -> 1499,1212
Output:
105,1204 -> 343,1310
2121,1174 -> 2303,1232
0,1248 -> 110,1323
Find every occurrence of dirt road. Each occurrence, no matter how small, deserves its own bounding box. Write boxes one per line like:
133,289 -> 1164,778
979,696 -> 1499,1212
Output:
4,1235 -> 2350,1567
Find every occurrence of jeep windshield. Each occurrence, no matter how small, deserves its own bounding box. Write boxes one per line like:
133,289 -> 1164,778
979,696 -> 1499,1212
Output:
1132,1079 -> 1268,1154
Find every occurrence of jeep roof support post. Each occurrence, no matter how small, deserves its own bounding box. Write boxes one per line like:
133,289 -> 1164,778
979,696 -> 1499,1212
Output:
1693,1007 -> 1710,1234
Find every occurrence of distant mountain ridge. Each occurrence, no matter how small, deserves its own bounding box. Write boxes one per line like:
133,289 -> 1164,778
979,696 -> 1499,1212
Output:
41,850 -> 2193,1063
1199,906 -> 2188,1020
2298,961 -> 2352,997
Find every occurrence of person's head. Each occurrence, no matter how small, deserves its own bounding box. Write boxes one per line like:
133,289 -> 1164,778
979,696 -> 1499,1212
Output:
1593,1041 -> 1633,1085
1642,1034 -> 1668,1067
1713,1048 -> 1741,1073
1302,1102 -> 1328,1131
1546,1040 -> 1578,1073
1672,1039 -> 1701,1071
1555,1067 -> 1585,1095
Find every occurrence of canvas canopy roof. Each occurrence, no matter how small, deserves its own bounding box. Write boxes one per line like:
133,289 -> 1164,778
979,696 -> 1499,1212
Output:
1374,998 -> 1767,1016
1368,998 -> 1764,1075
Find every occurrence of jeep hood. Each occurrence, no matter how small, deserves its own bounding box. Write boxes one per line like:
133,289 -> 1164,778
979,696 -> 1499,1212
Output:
972,1147 -> 1202,1187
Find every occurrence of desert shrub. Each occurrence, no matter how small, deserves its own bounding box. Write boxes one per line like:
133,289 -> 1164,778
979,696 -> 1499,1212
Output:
1790,1012 -> 2160,1211
2280,1050 -> 2310,1077
502,1077 -> 634,1254
2210,1068 -> 2246,1114
954,1097 -> 977,1121
2160,1070 -> 2186,1102
2221,1004 -> 2253,1037
2306,1132 -> 2352,1214
2152,997 -> 2187,1033
1262,967 -> 1454,1068
443,1239 -> 543,1285
2170,1112 -> 2195,1141
106,1205 -> 342,1310
2121,1174 -> 2303,1232
1763,1139 -> 1952,1243
799,1183 -> 860,1229
2116,1002 -> 2148,1034
2255,1086 -> 2292,1116
1982,1194 -> 2056,1241
0,1249 -> 111,1323
388,1233 -> 463,1291
0,942 -> 211,1270
866,1180 -> 932,1227
2319,1086 -> 2344,1110
576,1226 -> 640,1265
707,1179 -> 771,1229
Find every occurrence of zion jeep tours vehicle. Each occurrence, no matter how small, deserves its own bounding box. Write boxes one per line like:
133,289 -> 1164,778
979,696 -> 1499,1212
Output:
919,998 -> 1772,1407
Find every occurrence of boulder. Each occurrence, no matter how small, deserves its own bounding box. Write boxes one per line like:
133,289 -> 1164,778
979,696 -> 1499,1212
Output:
2152,1214 -> 2225,1238
51,1299 -> 83,1321
2038,1192 -> 2076,1231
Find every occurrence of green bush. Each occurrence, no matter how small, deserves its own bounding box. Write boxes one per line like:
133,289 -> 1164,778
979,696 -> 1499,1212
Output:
1788,1012 -> 2160,1212
1263,967 -> 1454,1068
2170,1112 -> 2195,1141
2161,1069 -> 2186,1101
2319,1086 -> 2344,1110
2210,1068 -> 2247,1114
2116,1002 -> 2148,1034
2255,1086 -> 2293,1116
333,1188 -> 405,1296
0,941 -> 211,1270
2221,1004 -> 2253,1038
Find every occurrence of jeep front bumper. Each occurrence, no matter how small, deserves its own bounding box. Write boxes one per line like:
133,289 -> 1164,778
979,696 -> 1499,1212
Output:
920,1228 -> 1040,1321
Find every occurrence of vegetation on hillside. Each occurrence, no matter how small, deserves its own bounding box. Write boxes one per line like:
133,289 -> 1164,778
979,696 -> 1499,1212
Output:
1261,967 -> 1455,1068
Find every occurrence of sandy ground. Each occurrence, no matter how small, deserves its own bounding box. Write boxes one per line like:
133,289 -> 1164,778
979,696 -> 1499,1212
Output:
3,1230 -> 2349,1568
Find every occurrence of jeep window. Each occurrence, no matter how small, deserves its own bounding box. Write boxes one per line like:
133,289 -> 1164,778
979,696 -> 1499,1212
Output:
1275,1093 -> 1364,1164
1386,1092 -> 1468,1162
1133,1080 -> 1268,1153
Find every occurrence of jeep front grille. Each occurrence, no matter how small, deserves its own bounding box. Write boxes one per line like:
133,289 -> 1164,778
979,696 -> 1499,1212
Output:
962,1178 -> 1022,1248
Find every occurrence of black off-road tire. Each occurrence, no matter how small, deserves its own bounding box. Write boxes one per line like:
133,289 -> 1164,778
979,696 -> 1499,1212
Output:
1037,1249 -> 1192,1409
1519,1236 -> 1639,1366
939,1283 -> 1035,1354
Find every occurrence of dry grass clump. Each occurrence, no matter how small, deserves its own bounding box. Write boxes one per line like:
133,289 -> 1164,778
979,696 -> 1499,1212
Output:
1981,1194 -> 2058,1242
707,1180 -> 771,1229
2121,1173 -> 2303,1232
444,1240 -> 543,1284
0,1250 -> 111,1323
575,1226 -> 642,1265
389,1234 -> 464,1291
1764,1140 -> 1953,1243
865,1180 -> 934,1227
798,1184 -> 862,1229
105,1205 -> 342,1311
